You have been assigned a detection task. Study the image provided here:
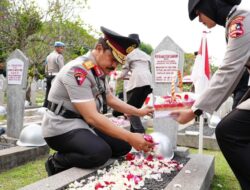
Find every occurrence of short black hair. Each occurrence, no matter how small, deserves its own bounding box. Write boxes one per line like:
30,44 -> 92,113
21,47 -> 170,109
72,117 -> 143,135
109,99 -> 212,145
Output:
96,37 -> 111,50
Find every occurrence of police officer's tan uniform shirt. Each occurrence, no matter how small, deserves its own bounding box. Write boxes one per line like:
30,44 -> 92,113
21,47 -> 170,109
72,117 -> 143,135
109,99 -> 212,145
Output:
46,50 -> 64,74
192,8 -> 250,114
42,52 -> 110,137
119,48 -> 152,92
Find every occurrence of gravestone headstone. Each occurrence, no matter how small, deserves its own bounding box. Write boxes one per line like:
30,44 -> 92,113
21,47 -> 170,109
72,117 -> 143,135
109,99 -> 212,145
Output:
30,79 -> 37,106
6,49 -> 29,138
152,36 -> 184,150
0,75 -> 7,105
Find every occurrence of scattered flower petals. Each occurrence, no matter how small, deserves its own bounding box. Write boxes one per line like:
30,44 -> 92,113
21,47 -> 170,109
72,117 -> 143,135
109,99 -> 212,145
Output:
185,169 -> 191,174
66,148 -> 185,190
174,183 -> 182,188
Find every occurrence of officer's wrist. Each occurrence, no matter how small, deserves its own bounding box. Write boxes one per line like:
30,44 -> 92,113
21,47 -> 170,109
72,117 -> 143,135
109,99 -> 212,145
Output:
191,106 -> 203,117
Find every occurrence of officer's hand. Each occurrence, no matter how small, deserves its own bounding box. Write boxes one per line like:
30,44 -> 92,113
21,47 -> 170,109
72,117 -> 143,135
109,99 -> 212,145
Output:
170,109 -> 195,124
138,106 -> 154,117
128,133 -> 154,152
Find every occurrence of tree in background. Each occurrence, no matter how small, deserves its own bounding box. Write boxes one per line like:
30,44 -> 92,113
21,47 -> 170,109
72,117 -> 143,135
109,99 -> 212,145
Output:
139,42 -> 153,55
0,0 -> 99,102
0,0 -> 97,79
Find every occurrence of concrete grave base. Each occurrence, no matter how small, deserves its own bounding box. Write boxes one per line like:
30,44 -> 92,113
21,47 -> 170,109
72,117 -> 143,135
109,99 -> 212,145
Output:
177,133 -> 220,151
20,147 -> 214,190
166,154 -> 214,190
0,135 -> 49,173
177,122 -> 220,151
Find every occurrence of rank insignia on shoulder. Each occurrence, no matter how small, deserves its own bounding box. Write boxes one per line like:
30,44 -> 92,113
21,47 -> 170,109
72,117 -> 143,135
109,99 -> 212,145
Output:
228,16 -> 245,39
83,60 -> 94,70
74,68 -> 87,86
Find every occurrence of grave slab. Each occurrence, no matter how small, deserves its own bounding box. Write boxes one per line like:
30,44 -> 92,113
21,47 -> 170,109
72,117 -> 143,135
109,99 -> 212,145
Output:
166,154 -> 214,190
20,152 -> 214,190
177,133 -> 220,151
0,145 -> 49,173
177,123 -> 220,151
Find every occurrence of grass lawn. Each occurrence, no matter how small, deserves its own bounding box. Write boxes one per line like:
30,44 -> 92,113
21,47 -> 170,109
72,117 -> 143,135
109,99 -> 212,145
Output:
0,146 -> 241,190
0,156 -> 47,190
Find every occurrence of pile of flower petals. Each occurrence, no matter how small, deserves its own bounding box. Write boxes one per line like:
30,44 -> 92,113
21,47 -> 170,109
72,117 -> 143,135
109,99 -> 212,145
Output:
109,117 -> 130,127
66,151 -> 183,190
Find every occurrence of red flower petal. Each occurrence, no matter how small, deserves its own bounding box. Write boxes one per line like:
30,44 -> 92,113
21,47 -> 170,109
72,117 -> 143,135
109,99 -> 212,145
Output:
146,154 -> 154,161
125,153 -> 135,161
127,173 -> 134,181
95,182 -> 104,189
144,134 -> 154,143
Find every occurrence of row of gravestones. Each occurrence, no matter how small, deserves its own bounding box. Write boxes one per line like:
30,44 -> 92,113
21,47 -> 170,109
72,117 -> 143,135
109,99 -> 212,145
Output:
0,75 -> 46,106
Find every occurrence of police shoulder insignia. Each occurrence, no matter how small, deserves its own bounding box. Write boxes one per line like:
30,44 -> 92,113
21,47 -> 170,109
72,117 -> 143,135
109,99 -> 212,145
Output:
74,67 -> 87,86
83,60 -> 94,70
126,44 -> 137,54
228,16 -> 245,39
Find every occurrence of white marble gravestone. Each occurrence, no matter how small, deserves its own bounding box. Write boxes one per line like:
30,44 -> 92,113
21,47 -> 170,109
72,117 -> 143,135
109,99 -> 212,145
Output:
30,79 -> 37,106
6,49 -> 29,138
152,36 -> 184,150
0,74 -> 7,105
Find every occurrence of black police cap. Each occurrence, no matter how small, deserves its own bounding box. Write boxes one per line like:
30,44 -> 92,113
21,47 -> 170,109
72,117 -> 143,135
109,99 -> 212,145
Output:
128,33 -> 141,45
100,26 -> 139,64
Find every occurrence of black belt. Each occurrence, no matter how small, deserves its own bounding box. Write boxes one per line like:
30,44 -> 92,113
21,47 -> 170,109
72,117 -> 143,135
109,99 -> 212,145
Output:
47,101 -> 83,119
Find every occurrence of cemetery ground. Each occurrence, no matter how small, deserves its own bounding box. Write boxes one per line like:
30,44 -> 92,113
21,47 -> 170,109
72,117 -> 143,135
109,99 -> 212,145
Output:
0,91 -> 240,190
0,144 -> 240,189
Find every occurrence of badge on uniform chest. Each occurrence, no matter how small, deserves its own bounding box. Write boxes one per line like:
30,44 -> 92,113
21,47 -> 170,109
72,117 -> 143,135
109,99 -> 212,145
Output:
74,68 -> 87,86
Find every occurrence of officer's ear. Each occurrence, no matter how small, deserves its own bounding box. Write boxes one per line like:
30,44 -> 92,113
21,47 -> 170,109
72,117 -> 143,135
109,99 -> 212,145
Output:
95,44 -> 105,52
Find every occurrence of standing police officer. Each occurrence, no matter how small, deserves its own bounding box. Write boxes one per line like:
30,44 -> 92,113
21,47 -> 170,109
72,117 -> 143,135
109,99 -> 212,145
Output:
42,27 -> 154,176
43,41 -> 65,107
117,34 -> 152,133
171,0 -> 250,189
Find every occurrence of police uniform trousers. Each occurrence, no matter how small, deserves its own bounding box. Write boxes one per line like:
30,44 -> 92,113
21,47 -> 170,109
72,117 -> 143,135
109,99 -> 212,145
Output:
43,75 -> 55,107
126,85 -> 152,133
112,92 -> 124,117
44,128 -> 131,170
215,109 -> 250,190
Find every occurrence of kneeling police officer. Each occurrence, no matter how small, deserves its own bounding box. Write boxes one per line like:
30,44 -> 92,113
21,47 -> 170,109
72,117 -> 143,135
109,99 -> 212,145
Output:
42,26 -> 155,176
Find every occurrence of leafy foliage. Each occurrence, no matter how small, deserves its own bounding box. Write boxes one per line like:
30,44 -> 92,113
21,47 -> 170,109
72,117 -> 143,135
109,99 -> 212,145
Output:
184,52 -> 218,77
140,42 -> 153,55
0,0 -> 95,79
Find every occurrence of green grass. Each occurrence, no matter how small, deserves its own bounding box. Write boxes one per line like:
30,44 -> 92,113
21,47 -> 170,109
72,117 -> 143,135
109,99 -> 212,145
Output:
0,156 -> 48,190
36,89 -> 45,106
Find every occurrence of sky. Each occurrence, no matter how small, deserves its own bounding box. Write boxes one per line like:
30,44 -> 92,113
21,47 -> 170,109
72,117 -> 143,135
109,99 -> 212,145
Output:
79,0 -> 250,66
